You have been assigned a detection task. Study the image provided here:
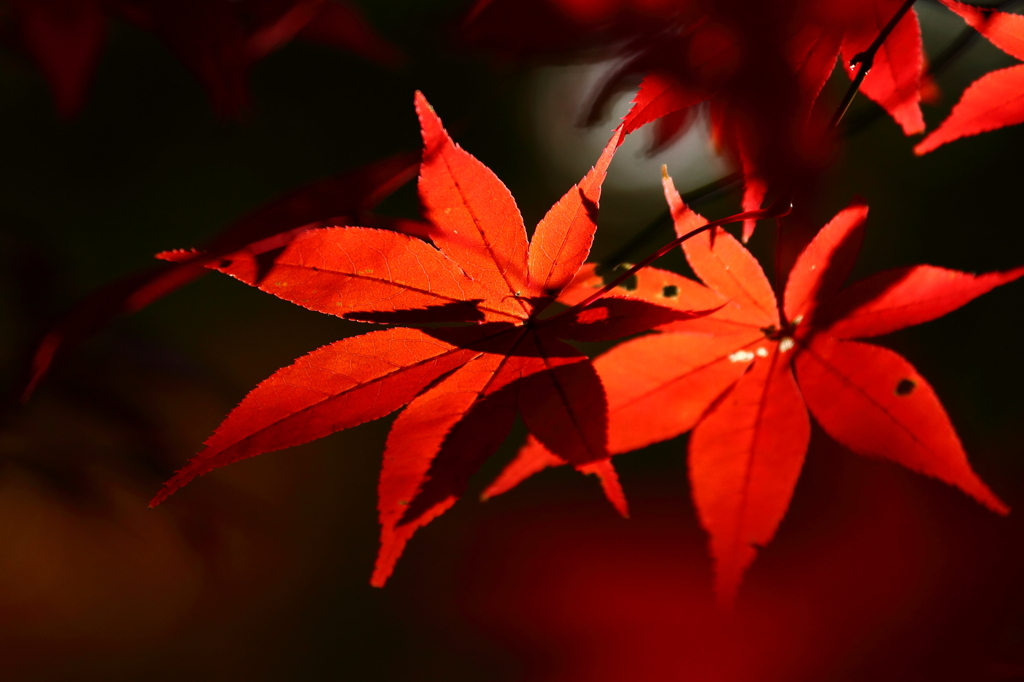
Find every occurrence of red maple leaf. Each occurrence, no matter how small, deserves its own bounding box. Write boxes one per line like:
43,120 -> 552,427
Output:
486,168 -> 1022,607
915,0 -> 1024,155
835,0 -> 926,136
148,93 -> 706,585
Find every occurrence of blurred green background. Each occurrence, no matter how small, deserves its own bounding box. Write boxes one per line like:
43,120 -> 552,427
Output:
1,1 -> 1023,680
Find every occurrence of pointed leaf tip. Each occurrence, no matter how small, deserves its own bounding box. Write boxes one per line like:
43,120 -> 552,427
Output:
916,4 -> 1024,153
482,436 -> 565,501
796,336 -> 1009,516
842,3 -> 926,135
913,65 -> 1024,155
375,351 -> 521,585
372,496 -> 457,587
940,1 -> 1024,61
413,89 -> 432,112
824,264 -> 1024,339
740,173 -> 767,243
415,87 -> 531,299
785,198 -> 869,324
483,438 -> 629,518
578,459 -> 630,518
622,73 -> 705,136
150,328 -> 479,506
528,125 -> 623,293
690,348 -> 809,611
155,248 -> 201,262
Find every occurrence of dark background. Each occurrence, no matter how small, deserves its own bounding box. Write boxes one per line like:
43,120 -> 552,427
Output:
1,1 -> 1023,680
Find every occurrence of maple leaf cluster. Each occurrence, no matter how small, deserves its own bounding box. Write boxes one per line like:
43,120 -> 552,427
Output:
10,0 -> 1024,614
149,93 -> 703,585
491,176 -> 1021,605
143,90 -> 1020,603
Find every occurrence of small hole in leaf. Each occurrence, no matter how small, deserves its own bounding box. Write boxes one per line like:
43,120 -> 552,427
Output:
601,263 -> 637,291
218,259 -> 232,269
662,285 -> 679,298
895,379 -> 916,396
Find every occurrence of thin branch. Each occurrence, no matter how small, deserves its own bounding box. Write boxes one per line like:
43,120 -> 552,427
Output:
600,0 -> 995,282
599,172 -> 741,272
843,0 -> 1022,135
561,201 -> 793,318
829,0 -> 918,130
602,0 -> 922,271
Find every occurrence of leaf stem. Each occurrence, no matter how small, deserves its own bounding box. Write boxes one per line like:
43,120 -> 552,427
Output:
562,201 -> 793,317
598,172 -> 742,272
829,0 -> 918,130
843,0 -> 1021,134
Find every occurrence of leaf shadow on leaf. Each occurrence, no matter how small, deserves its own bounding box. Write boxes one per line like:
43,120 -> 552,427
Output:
535,191 -> 601,299
813,268 -> 913,330
399,379 -> 520,525
807,217 -> 865,315
424,324 -> 585,358
249,245 -> 288,285
344,301 -> 487,324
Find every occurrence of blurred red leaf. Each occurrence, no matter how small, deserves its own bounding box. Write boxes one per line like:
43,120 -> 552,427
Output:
466,0 -> 932,245
296,0 -> 404,69
6,0 -> 402,117
116,0 -> 403,114
22,152 -> 421,402
5,0 -> 106,118
461,446 -> 1023,682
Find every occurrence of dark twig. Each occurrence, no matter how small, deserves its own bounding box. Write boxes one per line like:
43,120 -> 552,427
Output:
843,0 -> 1021,135
830,0 -> 919,130
602,0 -> 992,282
603,0 -> 920,272
599,172 -> 741,272
562,200 -> 793,318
